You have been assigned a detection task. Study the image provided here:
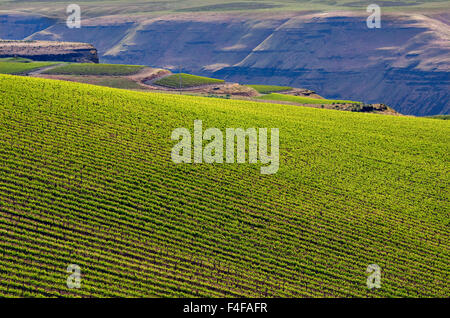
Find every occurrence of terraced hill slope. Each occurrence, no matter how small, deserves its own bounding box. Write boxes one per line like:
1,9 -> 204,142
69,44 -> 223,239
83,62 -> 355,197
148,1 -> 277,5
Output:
0,75 -> 448,297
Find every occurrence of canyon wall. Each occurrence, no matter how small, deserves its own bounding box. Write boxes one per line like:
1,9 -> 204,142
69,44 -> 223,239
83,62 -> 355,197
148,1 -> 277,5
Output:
0,14 -> 55,40
2,12 -> 448,115
0,40 -> 99,63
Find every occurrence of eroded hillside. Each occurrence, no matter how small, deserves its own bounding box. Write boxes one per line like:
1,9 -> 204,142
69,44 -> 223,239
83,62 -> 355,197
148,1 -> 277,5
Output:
1,10 -> 448,115
0,40 -> 98,63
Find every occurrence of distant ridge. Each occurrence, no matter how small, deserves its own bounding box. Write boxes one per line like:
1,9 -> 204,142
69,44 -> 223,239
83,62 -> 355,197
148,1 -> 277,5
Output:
0,40 -> 99,63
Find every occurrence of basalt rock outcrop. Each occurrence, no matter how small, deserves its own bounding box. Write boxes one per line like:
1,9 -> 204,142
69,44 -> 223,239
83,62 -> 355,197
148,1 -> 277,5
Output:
0,40 -> 99,63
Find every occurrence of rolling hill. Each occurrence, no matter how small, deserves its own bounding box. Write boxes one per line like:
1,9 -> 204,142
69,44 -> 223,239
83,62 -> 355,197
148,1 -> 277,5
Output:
0,57 -> 400,115
0,60 -> 56,74
41,63 -> 144,76
153,73 -> 225,88
0,74 -> 448,297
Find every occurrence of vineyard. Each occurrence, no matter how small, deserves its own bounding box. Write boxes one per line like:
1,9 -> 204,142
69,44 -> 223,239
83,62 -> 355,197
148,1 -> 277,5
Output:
246,85 -> 293,94
427,115 -> 450,120
42,63 -> 145,76
153,73 -> 225,88
258,93 -> 361,105
0,74 -> 448,297
39,75 -> 144,90
0,61 -> 56,75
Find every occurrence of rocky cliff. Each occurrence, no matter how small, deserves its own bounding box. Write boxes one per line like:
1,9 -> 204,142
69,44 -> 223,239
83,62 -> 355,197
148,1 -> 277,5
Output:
0,40 -> 99,63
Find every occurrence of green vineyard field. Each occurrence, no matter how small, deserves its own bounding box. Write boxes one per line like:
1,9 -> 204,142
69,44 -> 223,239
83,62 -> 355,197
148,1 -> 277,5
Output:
43,75 -> 145,90
154,73 -> 225,88
42,63 -> 145,76
0,74 -> 448,297
258,93 -> 361,105
0,61 -> 56,75
245,85 -> 293,94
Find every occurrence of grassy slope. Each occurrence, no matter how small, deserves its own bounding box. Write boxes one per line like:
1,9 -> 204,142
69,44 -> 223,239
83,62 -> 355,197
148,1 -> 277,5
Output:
0,75 -> 448,297
258,93 -> 361,105
0,61 -> 56,75
42,75 -> 144,90
0,57 -> 33,63
153,73 -> 224,88
426,115 -> 450,120
42,63 -> 144,76
246,85 -> 292,94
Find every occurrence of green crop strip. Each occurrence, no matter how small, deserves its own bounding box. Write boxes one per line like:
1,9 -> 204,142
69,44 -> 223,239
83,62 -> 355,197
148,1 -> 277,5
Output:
0,62 -> 57,75
258,93 -> 361,105
42,63 -> 145,76
154,73 -> 225,88
246,85 -> 293,94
